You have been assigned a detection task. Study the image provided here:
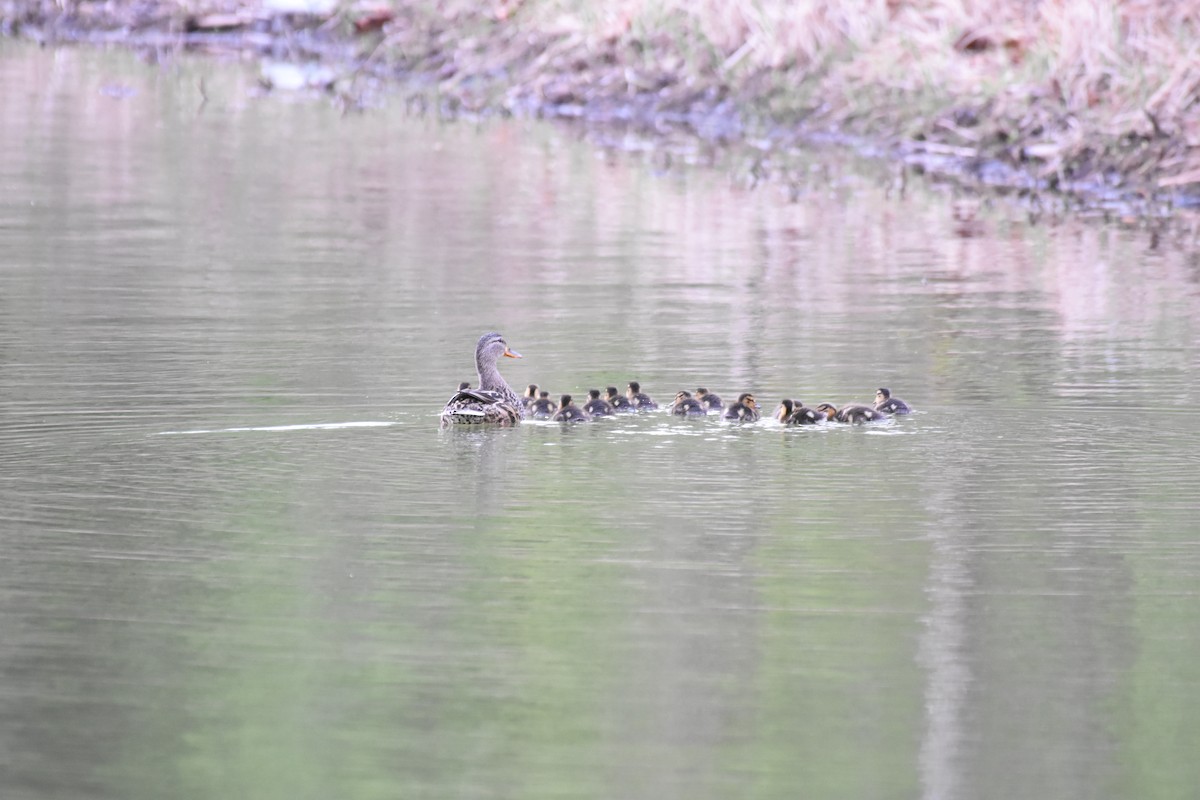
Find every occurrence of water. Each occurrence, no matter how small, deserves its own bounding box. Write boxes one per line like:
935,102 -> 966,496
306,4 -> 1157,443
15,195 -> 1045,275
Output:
3,43 -> 1200,800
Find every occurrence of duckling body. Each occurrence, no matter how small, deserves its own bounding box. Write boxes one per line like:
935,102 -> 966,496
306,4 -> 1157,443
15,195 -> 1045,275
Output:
777,398 -> 822,425
874,387 -> 912,415
671,391 -> 707,417
606,386 -> 636,413
626,381 -> 658,411
553,394 -> 591,423
440,332 -> 525,427
695,388 -> 724,412
816,403 -> 887,424
529,390 -> 558,419
583,389 -> 616,417
787,402 -> 825,425
724,393 -> 761,422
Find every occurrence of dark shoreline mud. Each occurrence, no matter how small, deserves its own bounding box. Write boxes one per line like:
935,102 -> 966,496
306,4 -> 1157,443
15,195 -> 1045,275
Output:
6,1 -> 1199,223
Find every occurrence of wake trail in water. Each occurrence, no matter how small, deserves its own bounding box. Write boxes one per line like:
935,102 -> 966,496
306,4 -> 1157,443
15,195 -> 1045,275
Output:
155,421 -> 397,435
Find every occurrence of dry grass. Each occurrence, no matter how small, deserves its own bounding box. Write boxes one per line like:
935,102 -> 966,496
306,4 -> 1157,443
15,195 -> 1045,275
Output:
395,0 -> 1200,186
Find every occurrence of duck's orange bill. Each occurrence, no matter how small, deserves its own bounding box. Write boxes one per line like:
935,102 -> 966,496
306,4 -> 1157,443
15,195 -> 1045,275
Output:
504,348 -> 523,358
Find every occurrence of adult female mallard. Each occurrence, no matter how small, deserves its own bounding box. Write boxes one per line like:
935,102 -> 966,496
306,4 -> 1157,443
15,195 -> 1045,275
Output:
439,332 -> 525,427
671,390 -> 707,417
626,381 -> 658,410
583,389 -> 616,417
815,403 -> 887,424
777,398 -> 823,425
529,390 -> 558,419
874,387 -> 912,415
606,386 -> 636,412
724,392 -> 761,422
553,394 -> 591,422
695,387 -> 724,412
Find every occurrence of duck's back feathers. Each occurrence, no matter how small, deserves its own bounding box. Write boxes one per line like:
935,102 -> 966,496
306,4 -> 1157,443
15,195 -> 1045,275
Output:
583,390 -> 616,417
627,382 -> 658,410
832,403 -> 888,423
440,389 -> 522,426
529,391 -> 558,419
874,388 -> 912,415
553,395 -> 591,423
671,391 -> 707,417
606,387 -> 636,412
696,388 -> 724,411
786,404 -> 824,425
724,393 -> 761,422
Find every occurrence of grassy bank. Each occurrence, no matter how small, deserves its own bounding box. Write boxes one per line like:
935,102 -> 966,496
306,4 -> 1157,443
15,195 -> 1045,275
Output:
6,0 -> 1200,212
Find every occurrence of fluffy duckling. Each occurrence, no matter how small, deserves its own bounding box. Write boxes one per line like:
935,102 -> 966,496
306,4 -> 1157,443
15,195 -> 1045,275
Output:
671,390 -> 707,417
529,390 -> 558,419
458,381 -> 471,391
874,387 -> 912,415
695,387 -> 724,412
606,386 -> 636,412
553,394 -> 591,423
583,388 -> 616,417
626,381 -> 658,410
724,392 -> 761,422
777,398 -> 822,425
815,403 -> 887,424
522,383 -> 540,410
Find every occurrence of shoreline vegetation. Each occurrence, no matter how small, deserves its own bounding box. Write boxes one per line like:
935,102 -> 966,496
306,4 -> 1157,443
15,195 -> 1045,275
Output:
5,0 -> 1200,218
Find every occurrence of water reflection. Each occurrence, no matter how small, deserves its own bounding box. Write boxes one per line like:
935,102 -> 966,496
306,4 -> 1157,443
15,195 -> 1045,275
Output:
2,42 -> 1200,800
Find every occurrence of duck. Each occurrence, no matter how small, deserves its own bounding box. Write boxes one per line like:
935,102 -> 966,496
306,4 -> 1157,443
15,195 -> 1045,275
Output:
874,387 -> 912,415
724,392 -> 761,422
440,332 -> 525,427
606,386 -> 636,412
522,383 -> 540,410
583,389 -> 616,417
671,390 -> 707,417
695,387 -> 724,412
815,402 -> 887,424
626,381 -> 658,410
553,394 -> 591,422
529,390 -> 558,419
776,398 -> 823,425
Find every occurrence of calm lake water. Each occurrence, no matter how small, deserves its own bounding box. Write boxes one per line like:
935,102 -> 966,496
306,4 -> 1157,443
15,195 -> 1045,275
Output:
3,42 -> 1200,800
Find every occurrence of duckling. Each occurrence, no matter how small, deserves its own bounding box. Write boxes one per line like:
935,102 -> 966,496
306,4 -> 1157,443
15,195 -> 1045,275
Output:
874,387 -> 912,415
583,388 -> 616,417
606,386 -> 636,413
529,390 -> 558,419
458,381 -> 471,391
522,383 -> 540,410
724,392 -> 761,422
553,394 -> 591,423
815,402 -> 887,424
671,390 -> 707,417
788,400 -> 825,425
626,381 -> 658,410
777,398 -> 822,425
695,387 -> 724,412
